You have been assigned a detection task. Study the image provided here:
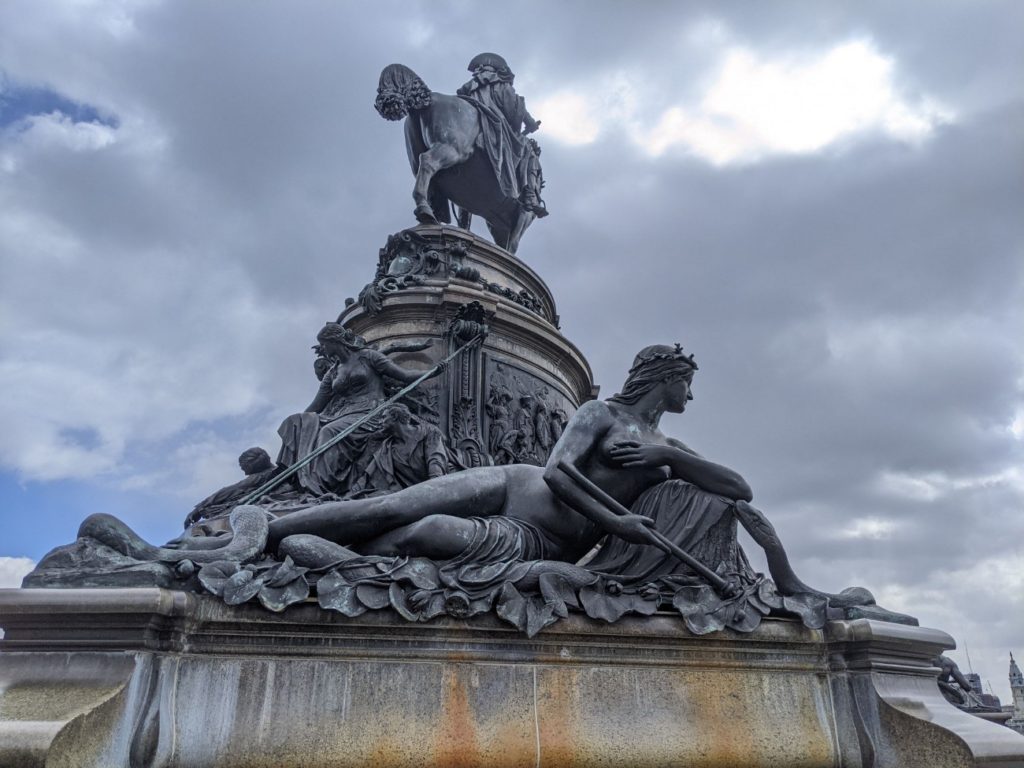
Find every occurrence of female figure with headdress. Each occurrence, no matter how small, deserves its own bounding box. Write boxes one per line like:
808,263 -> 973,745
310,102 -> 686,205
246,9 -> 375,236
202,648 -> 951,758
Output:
267,344 -> 753,569
72,342 -> 882,632
275,322 -> 443,498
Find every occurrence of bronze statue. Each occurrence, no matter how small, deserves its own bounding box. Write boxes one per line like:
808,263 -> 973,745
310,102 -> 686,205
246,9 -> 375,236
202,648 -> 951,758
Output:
266,345 -> 729,560
183,448 -> 279,529
29,343 -> 904,634
347,404 -> 448,497
266,344 -> 870,612
275,323 -> 444,497
375,53 -> 547,254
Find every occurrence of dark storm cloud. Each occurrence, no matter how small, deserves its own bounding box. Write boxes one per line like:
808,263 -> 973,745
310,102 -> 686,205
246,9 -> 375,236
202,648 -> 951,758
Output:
1,0 -> 1021,699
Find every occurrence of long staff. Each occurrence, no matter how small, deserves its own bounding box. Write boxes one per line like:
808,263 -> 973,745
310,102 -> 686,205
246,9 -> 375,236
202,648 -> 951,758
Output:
556,460 -> 735,595
239,335 -> 482,506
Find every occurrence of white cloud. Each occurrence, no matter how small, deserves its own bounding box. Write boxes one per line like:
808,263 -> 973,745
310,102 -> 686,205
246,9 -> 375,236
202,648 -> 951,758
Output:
14,111 -> 118,152
533,91 -> 602,146
16,0 -> 151,41
838,517 -> 898,540
875,471 -> 945,502
0,557 -> 35,588
873,552 -> 1024,703
535,33 -> 953,165
874,467 -> 1024,503
1011,409 -> 1024,439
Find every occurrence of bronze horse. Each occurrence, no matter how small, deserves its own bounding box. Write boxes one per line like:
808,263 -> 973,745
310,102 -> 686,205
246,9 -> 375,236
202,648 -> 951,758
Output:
375,63 -> 540,255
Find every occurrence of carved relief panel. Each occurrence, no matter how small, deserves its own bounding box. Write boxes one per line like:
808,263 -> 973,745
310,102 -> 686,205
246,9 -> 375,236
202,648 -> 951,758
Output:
484,358 -> 574,467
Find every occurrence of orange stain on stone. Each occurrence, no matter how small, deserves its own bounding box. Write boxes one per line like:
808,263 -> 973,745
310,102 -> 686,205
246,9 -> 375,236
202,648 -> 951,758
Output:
432,665 -> 481,768
535,668 -> 581,767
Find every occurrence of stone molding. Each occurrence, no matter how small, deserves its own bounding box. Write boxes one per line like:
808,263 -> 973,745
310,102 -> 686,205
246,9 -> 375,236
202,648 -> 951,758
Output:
2,588 -> 1022,767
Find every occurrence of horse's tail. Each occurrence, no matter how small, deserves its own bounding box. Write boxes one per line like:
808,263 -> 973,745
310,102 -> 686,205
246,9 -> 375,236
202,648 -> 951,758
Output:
375,64 -> 432,121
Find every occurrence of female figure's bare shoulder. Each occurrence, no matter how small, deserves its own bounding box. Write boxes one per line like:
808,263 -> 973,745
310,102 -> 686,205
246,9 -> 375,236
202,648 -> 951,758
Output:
569,398 -> 616,427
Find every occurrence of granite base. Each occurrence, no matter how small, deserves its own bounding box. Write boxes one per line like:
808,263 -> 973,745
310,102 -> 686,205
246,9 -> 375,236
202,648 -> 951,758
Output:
1,588 -> 1022,767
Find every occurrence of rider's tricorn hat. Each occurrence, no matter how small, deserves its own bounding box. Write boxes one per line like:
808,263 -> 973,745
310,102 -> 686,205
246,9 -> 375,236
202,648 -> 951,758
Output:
468,52 -> 514,78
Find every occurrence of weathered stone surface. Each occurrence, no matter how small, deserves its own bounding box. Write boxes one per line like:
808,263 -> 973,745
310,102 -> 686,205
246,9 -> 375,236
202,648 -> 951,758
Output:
2,588 -> 1022,767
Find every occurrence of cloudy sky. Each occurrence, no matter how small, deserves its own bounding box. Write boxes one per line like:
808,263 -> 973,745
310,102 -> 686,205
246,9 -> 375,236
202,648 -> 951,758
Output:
1,1 -> 1022,700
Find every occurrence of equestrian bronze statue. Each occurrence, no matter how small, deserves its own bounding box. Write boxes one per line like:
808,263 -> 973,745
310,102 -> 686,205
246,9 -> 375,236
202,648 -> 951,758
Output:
375,53 -> 547,255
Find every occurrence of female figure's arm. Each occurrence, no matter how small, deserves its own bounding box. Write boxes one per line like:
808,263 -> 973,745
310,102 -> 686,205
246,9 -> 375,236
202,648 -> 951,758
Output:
304,364 -> 337,413
609,438 -> 752,501
541,401 -> 658,544
366,350 -> 443,385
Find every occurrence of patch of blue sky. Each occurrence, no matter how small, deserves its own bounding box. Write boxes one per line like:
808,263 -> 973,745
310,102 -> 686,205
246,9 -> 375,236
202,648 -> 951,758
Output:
58,426 -> 104,452
0,471 -> 179,560
0,74 -> 119,131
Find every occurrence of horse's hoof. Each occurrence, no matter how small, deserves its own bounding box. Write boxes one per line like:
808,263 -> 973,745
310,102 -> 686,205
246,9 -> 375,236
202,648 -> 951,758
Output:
414,206 -> 438,224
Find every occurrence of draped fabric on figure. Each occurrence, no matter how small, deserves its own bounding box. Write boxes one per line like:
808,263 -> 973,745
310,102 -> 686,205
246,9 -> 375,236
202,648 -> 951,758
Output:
457,54 -> 546,215
283,478 -> 831,636
586,480 -> 754,584
276,348 -> 395,497
349,414 -> 448,497
439,516 -> 552,598
582,480 -> 834,634
35,339 -> 898,638
458,75 -> 532,201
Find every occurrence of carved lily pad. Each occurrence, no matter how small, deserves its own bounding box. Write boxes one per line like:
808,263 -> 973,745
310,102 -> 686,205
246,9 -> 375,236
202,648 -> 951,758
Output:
744,583 -> 774,615
316,571 -> 366,617
465,593 -> 496,619
337,560 -> 389,582
755,580 -> 784,610
525,598 -> 557,637
258,575 -> 310,612
538,572 -> 581,618
262,556 -> 309,588
579,584 -> 657,624
197,560 -> 241,597
376,556 -> 409,574
496,582 -> 528,631
420,592 -> 449,621
496,583 -> 557,636
670,584 -> 716,616
389,582 -> 420,622
782,594 -> 828,630
726,601 -> 763,633
222,568 -> 264,605
682,607 -> 726,635
389,558 -> 440,591
355,583 -> 391,610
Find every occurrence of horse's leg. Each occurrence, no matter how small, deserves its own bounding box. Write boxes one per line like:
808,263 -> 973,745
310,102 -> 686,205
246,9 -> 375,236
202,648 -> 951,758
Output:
428,185 -> 452,223
486,220 -> 511,251
455,206 -> 472,230
413,144 -> 463,224
506,210 -> 537,255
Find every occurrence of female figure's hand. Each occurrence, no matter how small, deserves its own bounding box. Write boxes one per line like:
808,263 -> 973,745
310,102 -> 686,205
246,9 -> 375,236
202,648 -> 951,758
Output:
609,440 -> 673,468
606,512 -> 658,544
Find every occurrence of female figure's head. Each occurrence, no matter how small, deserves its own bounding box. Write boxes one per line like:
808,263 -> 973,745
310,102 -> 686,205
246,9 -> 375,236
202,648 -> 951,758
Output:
315,323 -> 366,361
609,344 -> 698,414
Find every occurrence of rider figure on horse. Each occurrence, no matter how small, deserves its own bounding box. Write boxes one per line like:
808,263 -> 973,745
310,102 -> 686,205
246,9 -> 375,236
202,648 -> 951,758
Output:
457,53 -> 548,217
